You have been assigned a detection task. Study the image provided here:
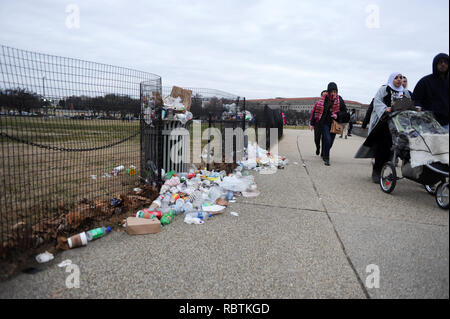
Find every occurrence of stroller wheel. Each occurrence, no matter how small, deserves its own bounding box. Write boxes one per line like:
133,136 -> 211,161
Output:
435,182 -> 449,210
380,162 -> 397,194
425,183 -> 438,195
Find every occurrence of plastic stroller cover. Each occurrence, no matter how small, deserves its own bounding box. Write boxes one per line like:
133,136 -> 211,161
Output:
389,110 -> 449,168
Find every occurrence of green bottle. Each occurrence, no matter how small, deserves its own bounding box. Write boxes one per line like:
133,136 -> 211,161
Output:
160,210 -> 176,226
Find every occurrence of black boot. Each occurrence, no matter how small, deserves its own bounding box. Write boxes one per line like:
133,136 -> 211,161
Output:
371,169 -> 380,183
323,157 -> 330,166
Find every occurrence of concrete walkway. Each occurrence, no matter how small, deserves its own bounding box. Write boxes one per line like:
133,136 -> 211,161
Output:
0,129 -> 448,299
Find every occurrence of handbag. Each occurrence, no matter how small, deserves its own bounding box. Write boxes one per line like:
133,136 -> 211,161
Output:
330,119 -> 343,135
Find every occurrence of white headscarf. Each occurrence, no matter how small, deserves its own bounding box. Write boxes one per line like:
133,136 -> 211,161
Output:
387,72 -> 404,93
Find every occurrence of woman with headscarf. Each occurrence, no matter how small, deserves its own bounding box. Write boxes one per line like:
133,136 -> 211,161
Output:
313,82 -> 348,166
355,72 -> 412,182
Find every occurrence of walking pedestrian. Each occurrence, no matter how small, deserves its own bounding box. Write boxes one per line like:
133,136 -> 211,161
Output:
355,72 -> 412,182
413,53 -> 449,131
312,83 -> 348,166
347,109 -> 356,136
310,90 -> 328,156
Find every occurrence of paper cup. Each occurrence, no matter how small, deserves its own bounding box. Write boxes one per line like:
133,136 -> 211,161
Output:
68,232 -> 88,249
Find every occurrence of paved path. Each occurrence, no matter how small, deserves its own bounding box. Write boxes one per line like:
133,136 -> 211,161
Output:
0,129 -> 448,298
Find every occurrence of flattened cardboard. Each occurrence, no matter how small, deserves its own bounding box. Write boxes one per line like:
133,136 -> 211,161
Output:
126,217 -> 161,235
170,86 -> 192,111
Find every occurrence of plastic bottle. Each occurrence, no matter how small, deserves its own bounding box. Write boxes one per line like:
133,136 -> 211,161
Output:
175,198 -> 185,214
183,201 -> 194,214
112,165 -> 125,176
170,193 -> 180,204
135,209 -> 162,219
86,226 -> 111,241
160,209 -> 176,226
149,197 -> 163,210
197,211 -> 212,220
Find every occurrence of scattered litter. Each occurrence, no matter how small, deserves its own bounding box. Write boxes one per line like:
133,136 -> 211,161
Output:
230,212 -> 239,217
184,214 -> 204,225
90,175 -> 97,180
57,260 -> 72,268
293,162 -> 299,165
134,187 -> 143,194
67,232 -> 87,249
126,217 -> 161,235
36,251 -> 54,263
202,204 -> 227,213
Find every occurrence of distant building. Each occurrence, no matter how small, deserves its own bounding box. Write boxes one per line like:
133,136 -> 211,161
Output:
246,97 -> 369,121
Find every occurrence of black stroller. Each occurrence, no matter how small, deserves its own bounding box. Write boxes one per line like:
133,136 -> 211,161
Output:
379,103 -> 449,209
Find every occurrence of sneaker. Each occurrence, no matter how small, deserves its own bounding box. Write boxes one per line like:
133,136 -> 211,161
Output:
348,134 -> 352,137
345,135 -> 347,139
324,158 -> 330,166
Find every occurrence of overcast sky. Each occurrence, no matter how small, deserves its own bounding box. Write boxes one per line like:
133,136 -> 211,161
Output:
0,0 -> 448,103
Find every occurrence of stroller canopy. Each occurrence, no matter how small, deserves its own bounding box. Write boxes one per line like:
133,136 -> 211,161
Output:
390,110 -> 449,168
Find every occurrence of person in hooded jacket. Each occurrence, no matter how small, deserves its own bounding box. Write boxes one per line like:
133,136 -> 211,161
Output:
413,53 -> 449,131
355,72 -> 412,182
312,82 -> 348,166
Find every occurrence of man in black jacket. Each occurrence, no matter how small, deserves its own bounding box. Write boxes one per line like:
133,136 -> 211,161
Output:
413,53 -> 449,131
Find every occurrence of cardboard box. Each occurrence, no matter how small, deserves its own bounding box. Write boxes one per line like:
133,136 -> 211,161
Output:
126,217 -> 161,235
170,86 -> 192,111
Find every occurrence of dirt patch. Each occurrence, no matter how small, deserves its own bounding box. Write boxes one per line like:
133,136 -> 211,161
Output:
0,183 -> 159,282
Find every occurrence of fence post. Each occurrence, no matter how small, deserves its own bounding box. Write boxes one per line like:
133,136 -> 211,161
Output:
207,113 -> 212,171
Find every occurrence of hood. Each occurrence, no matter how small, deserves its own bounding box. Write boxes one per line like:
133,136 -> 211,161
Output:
387,72 -> 404,93
432,53 -> 449,76
327,82 -> 338,92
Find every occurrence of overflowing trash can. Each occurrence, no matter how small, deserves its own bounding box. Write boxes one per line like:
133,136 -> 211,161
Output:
140,82 -> 193,186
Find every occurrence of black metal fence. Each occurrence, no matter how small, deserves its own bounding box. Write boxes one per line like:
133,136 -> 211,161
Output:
0,45 -> 161,253
0,45 -> 281,260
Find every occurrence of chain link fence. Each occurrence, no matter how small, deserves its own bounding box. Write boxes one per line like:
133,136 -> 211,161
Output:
0,45 -> 161,255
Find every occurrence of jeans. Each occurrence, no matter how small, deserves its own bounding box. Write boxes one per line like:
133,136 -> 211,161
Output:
320,124 -> 336,160
443,124 -> 449,132
314,125 -> 322,153
348,122 -> 353,134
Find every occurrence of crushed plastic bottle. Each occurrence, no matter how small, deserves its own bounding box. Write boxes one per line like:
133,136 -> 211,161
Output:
160,209 -> 176,226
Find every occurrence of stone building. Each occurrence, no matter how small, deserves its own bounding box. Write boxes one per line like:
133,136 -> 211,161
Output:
246,97 -> 369,122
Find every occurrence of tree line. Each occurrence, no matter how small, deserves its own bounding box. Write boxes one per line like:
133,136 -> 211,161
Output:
1,88 -> 308,123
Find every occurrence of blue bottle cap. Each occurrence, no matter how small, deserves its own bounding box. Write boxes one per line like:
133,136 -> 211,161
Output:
106,226 -> 111,233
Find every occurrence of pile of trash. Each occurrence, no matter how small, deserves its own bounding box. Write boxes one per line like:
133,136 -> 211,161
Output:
161,86 -> 193,124
238,142 -> 288,172
128,165 -> 260,229
221,107 -> 253,122
142,85 -> 193,125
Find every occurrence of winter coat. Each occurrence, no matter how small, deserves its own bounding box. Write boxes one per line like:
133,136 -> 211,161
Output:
355,86 -> 411,159
413,53 -> 449,126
